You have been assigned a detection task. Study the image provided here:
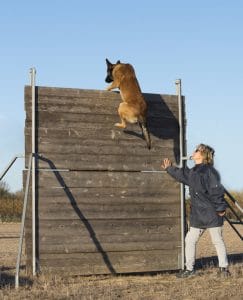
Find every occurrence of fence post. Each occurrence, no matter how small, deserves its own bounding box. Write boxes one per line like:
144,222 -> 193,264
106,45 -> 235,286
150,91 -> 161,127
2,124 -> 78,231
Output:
15,154 -> 32,288
30,67 -> 37,276
175,79 -> 186,270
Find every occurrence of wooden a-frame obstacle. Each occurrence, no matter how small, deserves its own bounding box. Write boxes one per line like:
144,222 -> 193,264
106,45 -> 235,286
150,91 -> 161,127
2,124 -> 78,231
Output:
23,72 -> 187,275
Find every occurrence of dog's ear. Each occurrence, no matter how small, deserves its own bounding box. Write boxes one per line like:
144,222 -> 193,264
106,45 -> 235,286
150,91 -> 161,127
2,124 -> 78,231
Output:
106,58 -> 112,66
116,60 -> 121,64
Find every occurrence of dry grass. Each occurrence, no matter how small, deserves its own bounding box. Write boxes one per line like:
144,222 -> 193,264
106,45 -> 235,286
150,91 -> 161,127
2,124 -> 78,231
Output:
0,182 -> 23,222
0,198 -> 23,222
0,223 -> 242,300
1,266 -> 243,300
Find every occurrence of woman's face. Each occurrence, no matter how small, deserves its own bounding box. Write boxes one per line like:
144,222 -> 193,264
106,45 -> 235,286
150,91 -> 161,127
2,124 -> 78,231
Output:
191,146 -> 204,164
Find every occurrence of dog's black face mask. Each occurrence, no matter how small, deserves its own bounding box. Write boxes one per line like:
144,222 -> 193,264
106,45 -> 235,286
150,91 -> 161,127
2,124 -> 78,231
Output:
105,59 -> 120,83
105,73 -> 113,83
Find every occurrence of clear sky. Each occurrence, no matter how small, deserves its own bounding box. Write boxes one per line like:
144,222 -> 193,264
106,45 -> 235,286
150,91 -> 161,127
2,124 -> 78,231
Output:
0,1 -> 243,192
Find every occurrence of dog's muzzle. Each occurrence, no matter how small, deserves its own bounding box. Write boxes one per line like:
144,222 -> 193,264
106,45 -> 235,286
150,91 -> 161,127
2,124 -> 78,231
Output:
105,75 -> 113,83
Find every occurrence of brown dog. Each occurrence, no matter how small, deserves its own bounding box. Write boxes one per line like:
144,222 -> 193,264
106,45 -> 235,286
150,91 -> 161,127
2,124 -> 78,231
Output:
105,59 -> 151,149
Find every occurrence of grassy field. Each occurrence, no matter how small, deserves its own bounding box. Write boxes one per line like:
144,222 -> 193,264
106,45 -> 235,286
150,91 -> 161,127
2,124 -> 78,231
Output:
0,222 -> 242,300
1,268 -> 243,300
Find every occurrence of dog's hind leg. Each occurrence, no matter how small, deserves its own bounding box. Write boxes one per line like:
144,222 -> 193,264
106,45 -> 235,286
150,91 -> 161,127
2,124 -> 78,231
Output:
115,119 -> 126,128
115,103 -> 128,128
116,102 -> 139,128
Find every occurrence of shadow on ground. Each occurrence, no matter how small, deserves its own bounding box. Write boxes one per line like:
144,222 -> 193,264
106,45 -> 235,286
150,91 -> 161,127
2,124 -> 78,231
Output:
195,253 -> 243,270
0,266 -> 32,288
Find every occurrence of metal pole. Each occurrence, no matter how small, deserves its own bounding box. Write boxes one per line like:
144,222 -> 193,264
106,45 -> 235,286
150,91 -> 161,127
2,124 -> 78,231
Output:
30,67 -> 37,276
224,216 -> 243,240
175,79 -> 186,270
15,154 -> 32,289
224,188 -> 243,214
175,79 -> 184,168
235,202 -> 243,215
0,155 -> 24,182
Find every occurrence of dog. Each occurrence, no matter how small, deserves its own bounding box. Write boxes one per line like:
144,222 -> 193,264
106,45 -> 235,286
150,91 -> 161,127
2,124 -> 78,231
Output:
105,59 -> 151,149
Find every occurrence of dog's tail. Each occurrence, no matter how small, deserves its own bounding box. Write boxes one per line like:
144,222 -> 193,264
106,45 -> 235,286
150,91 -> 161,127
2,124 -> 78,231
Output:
139,120 -> 151,150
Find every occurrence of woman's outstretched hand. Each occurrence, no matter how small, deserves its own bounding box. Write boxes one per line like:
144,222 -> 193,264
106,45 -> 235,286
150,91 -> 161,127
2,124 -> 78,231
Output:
161,158 -> 172,170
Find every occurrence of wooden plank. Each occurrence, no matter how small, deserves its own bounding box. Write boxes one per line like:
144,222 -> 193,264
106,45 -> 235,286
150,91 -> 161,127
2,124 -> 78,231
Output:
26,111 -> 119,125
25,114 -> 179,134
25,86 -> 122,99
25,153 -> 176,171
25,127 -> 178,143
38,202 -> 180,220
36,170 -> 178,189
26,138 -> 178,159
36,172 -> 181,217
25,133 -> 177,154
39,218 -> 180,235
37,185 -> 180,199
25,102 -> 179,118
36,172 -> 181,220
39,249 -> 180,274
26,132 -> 175,146
25,127 -> 179,167
24,86 -> 179,106
38,194 -> 180,206
38,220 -> 180,253
25,111 -> 179,125
23,170 -> 180,198
24,85 -> 178,98
39,230 -> 180,243
25,87 -> 180,119
39,238 -> 180,253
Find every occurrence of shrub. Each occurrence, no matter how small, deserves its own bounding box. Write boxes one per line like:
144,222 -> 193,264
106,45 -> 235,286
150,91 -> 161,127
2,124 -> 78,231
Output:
0,181 -> 12,199
0,181 -> 23,222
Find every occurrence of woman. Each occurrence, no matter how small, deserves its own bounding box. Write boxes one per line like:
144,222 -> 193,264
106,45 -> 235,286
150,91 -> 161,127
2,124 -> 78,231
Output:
161,144 -> 230,278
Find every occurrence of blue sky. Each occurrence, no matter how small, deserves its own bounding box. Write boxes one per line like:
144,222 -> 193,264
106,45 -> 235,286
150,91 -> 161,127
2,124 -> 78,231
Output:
0,1 -> 243,192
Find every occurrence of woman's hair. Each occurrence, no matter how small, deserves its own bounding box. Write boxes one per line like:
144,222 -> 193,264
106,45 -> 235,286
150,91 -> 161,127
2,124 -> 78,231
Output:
196,143 -> 215,165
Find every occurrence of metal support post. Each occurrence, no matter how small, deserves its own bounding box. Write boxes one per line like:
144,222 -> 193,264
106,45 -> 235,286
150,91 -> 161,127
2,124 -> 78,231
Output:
175,79 -> 186,270
0,155 -> 24,182
30,67 -> 37,276
15,154 -> 32,288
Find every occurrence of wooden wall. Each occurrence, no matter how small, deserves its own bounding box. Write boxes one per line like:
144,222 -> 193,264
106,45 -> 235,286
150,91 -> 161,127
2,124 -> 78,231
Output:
24,86 -> 185,275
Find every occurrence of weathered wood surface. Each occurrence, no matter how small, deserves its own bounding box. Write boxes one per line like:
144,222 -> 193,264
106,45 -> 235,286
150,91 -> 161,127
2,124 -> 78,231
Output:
24,171 -> 182,273
24,86 -> 180,116
27,152 -> 175,171
38,218 -> 179,238
34,170 -> 181,272
36,218 -> 180,254
37,169 -> 176,188
39,249 -> 179,274
37,221 -> 180,253
25,86 -> 182,170
24,86 -> 185,274
35,171 -> 180,220
27,218 -> 180,253
38,203 -> 179,220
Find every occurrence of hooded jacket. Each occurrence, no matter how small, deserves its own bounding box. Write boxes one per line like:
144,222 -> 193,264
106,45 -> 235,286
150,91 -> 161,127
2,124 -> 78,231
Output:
166,163 -> 228,228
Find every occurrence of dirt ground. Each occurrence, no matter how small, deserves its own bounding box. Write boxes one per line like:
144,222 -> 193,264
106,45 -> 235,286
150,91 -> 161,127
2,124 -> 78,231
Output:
0,222 -> 242,299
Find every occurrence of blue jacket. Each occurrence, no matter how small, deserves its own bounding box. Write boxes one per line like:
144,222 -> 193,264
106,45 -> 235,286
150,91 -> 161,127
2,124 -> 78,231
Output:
166,163 -> 228,228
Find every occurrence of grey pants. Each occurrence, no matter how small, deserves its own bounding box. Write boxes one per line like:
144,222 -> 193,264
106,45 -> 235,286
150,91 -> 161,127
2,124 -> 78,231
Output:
185,226 -> 228,271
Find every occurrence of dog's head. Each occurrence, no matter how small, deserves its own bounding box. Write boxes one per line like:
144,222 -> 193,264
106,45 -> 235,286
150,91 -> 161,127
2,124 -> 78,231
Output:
105,58 -> 121,83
